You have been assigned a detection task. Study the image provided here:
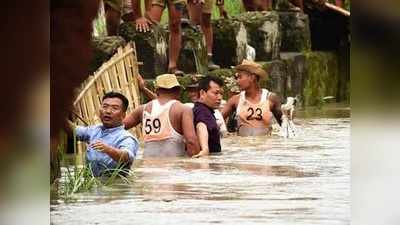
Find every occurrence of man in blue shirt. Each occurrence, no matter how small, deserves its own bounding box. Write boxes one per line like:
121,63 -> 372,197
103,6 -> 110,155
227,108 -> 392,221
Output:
73,91 -> 139,176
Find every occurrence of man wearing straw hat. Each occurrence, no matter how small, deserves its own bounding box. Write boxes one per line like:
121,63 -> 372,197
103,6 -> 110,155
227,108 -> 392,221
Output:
124,74 -> 200,157
70,91 -> 139,177
222,60 -> 285,136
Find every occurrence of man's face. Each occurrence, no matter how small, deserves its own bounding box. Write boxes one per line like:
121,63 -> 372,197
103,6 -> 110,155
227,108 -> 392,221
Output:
236,71 -> 256,91
187,88 -> 200,102
99,97 -> 126,128
200,81 -> 223,109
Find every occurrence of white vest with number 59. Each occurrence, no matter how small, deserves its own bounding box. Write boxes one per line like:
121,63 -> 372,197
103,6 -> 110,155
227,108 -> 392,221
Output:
142,100 -> 185,158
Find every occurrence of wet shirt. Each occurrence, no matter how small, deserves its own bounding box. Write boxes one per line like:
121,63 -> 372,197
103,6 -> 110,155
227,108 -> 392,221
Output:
185,102 -> 227,134
193,102 -> 221,153
142,100 -> 186,158
75,124 -> 139,176
236,89 -> 273,136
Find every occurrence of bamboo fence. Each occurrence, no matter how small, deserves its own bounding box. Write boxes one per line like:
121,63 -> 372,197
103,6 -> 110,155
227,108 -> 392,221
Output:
72,42 -> 142,153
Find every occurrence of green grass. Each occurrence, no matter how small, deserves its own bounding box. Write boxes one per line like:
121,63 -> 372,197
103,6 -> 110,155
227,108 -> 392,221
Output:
59,160 -> 132,200
61,163 -> 98,197
211,0 -> 244,20
56,133 -> 132,201
160,0 -> 243,24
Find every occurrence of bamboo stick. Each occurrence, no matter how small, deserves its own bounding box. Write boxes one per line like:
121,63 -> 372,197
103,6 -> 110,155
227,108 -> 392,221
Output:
90,86 -> 101,124
76,103 -> 85,126
117,49 -> 134,108
80,99 -> 89,124
103,70 -> 113,91
71,110 -> 89,126
109,59 -> 120,90
325,2 -> 350,17
85,90 -> 95,124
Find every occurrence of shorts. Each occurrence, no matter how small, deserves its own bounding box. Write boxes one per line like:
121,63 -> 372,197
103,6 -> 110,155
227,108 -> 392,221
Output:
152,0 -> 187,8
202,0 -> 215,14
104,0 -> 123,12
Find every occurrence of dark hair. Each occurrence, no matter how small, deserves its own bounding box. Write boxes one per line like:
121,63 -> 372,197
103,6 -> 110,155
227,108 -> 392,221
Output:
198,75 -> 224,92
157,86 -> 181,94
102,91 -> 129,112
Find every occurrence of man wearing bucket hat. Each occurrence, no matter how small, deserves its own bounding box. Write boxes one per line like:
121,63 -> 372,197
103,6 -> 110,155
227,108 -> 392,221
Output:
123,74 -> 200,157
222,60 -> 284,136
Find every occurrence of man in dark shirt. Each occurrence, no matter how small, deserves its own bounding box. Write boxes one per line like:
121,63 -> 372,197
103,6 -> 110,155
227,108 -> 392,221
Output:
192,76 -> 224,157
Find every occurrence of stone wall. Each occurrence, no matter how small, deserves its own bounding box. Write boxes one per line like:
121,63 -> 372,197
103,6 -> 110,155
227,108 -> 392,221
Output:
119,22 -> 168,79
237,11 -> 281,61
212,19 -> 248,68
89,11 -> 348,107
278,12 -> 311,52
166,51 -> 343,107
90,36 -> 126,74
303,51 -> 340,106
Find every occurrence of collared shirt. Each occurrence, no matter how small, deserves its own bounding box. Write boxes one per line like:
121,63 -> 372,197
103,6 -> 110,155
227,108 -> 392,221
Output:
185,102 -> 227,134
75,124 -> 139,176
193,102 -> 221,153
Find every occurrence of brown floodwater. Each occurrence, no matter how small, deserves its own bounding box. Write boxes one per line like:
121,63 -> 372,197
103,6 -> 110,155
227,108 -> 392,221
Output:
51,104 -> 350,225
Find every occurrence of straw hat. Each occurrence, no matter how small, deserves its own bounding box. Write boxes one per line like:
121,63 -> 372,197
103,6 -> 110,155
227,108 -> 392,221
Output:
235,59 -> 267,80
154,74 -> 181,89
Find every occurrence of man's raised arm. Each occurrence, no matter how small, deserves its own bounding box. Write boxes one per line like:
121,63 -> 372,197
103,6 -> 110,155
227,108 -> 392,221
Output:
123,105 -> 144,129
221,94 -> 238,119
269,93 -> 283,126
137,74 -> 157,100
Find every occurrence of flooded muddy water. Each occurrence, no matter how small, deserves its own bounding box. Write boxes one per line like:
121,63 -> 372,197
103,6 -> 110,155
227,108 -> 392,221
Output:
51,105 -> 350,225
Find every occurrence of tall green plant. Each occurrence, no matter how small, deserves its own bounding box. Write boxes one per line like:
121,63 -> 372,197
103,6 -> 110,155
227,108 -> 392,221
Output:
212,0 -> 244,20
59,162 -> 132,200
57,135 -> 132,200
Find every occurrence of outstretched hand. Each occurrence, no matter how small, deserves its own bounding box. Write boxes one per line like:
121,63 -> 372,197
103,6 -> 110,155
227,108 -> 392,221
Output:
137,73 -> 146,90
135,17 -> 152,32
90,140 -> 110,152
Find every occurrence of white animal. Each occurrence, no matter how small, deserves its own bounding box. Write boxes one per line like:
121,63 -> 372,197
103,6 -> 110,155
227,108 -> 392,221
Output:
279,97 -> 298,138
246,44 -> 256,61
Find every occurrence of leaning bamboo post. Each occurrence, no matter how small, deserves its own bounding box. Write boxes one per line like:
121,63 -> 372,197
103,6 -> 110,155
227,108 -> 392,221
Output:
79,99 -> 89,125
325,3 -> 350,17
117,49 -> 135,113
102,70 -> 113,91
125,43 -> 142,139
127,43 -> 141,109
90,86 -> 101,124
